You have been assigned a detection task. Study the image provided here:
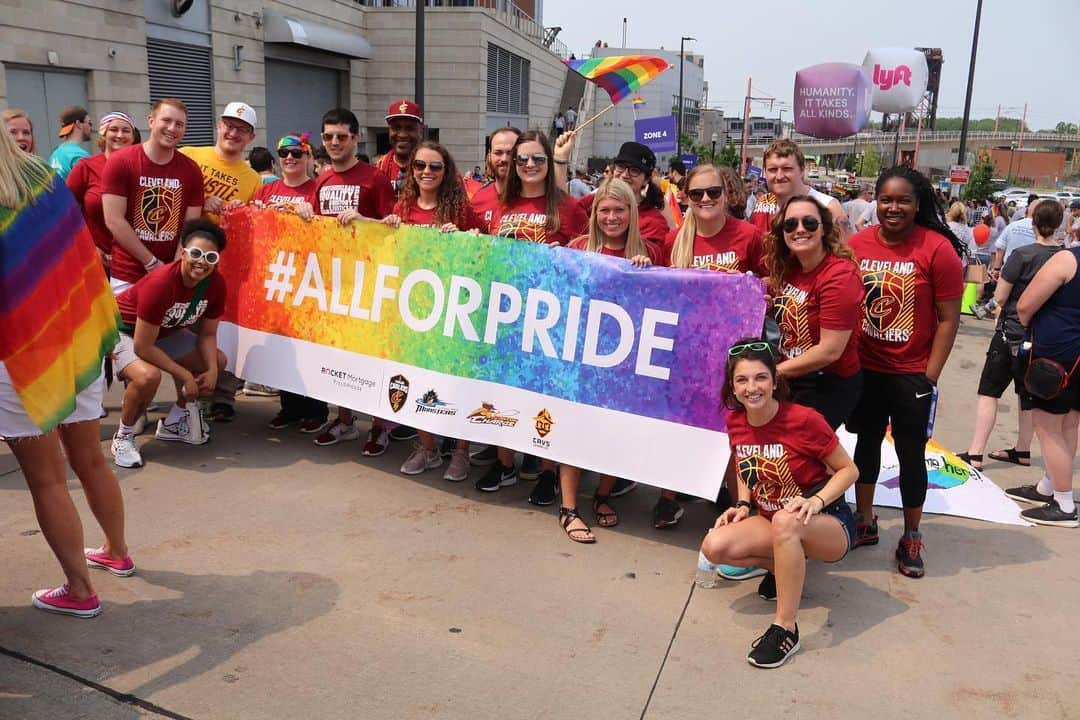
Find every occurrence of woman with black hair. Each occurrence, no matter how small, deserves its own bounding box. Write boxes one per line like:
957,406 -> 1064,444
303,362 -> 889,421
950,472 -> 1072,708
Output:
700,339 -> 858,668
845,165 -> 965,578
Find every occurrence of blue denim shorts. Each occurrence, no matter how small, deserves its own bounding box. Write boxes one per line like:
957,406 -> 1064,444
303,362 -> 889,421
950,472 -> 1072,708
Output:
823,500 -> 857,554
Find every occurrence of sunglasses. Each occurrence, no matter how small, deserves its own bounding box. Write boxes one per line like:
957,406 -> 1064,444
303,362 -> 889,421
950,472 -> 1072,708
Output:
687,186 -> 724,202
515,153 -> 548,166
321,132 -> 352,143
728,341 -> 771,357
278,148 -> 306,159
781,216 -> 821,233
413,160 -> 445,172
183,246 -> 220,265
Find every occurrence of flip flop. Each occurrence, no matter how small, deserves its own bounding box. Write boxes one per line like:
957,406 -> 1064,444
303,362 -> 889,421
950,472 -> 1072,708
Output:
987,447 -> 1031,466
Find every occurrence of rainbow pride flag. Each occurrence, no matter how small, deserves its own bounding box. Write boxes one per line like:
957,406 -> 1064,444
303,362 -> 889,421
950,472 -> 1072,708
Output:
0,171 -> 119,432
565,55 -> 671,106
631,97 -> 647,108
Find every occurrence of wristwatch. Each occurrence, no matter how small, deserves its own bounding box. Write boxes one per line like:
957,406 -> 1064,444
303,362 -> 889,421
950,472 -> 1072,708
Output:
735,500 -> 752,511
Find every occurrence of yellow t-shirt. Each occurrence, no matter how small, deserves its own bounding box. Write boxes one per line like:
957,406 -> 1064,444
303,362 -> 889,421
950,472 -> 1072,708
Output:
180,146 -> 261,220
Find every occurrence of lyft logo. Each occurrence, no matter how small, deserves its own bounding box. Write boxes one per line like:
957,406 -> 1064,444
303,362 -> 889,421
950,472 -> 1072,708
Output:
873,64 -> 912,91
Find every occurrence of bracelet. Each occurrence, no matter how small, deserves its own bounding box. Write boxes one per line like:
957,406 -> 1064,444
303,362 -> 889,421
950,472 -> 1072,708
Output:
812,494 -> 827,509
143,257 -> 161,271
552,158 -> 568,165
735,500 -> 752,511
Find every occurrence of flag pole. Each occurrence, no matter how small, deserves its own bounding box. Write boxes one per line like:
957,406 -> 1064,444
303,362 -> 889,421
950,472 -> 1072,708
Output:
573,103 -> 616,134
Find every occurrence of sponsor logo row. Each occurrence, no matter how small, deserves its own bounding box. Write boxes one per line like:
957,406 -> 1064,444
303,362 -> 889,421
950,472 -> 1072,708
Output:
387,373 -> 555,448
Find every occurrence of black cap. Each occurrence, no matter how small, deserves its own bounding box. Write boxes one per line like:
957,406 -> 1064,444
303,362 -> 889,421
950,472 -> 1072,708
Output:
614,141 -> 656,175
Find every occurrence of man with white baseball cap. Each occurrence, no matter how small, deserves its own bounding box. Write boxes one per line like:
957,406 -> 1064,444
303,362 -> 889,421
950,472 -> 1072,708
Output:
180,101 -> 262,422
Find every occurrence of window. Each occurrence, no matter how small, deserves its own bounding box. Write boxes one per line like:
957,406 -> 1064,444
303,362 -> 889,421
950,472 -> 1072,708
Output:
486,43 -> 529,115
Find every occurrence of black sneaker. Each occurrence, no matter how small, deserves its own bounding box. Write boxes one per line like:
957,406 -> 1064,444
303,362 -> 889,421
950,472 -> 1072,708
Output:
853,514 -> 879,548
757,571 -> 776,601
389,425 -> 418,442
1005,484 -> 1053,505
476,462 -> 517,492
747,623 -> 800,668
1020,500 -> 1079,528
896,531 -> 925,578
469,445 -> 498,467
519,454 -> 542,481
209,403 -> 235,423
528,469 -> 559,506
652,497 -> 684,529
609,478 -> 638,497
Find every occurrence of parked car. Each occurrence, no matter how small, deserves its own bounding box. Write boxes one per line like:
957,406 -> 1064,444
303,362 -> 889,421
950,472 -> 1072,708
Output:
993,187 -> 1032,201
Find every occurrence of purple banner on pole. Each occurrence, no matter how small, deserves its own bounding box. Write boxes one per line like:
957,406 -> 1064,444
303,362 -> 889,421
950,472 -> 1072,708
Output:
635,115 -> 677,153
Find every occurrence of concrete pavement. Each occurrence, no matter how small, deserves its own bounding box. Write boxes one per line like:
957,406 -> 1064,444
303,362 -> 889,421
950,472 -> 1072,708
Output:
1,317 -> 1077,720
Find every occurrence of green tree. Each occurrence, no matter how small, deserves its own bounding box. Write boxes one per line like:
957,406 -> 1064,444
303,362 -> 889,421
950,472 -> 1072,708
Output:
961,150 -> 994,200
716,141 -> 739,169
856,146 -> 882,177
1053,121 -> 1078,134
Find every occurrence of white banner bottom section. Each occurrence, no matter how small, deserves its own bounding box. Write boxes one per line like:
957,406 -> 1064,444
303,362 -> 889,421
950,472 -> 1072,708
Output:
220,324 -> 1032,524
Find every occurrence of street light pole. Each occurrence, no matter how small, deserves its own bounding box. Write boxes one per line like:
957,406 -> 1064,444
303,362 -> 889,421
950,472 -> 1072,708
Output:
957,0 -> 984,166
415,0 -> 424,110
711,132 -> 717,162
677,36 -> 694,157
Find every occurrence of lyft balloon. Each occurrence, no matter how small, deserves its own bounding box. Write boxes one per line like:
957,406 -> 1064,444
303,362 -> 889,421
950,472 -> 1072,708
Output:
862,48 -> 928,113
793,63 -> 872,139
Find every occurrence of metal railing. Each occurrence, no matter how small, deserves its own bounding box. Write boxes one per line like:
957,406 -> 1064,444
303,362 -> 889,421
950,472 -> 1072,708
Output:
356,0 -> 569,58
778,130 -> 1080,148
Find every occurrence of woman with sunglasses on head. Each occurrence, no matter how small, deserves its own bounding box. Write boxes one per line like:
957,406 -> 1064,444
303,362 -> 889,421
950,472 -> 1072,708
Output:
67,112 -> 140,272
555,178 -> 657,542
846,166 -> 965,578
700,339 -> 858,668
110,219 -> 229,469
479,131 -> 587,498
255,134 -> 330,435
767,196 -> 864,429
379,141 -> 481,483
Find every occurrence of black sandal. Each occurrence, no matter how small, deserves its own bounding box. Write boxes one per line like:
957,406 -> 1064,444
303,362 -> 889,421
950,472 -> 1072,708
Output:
592,493 -> 619,528
956,452 -> 983,471
559,507 -> 595,544
987,447 -> 1031,466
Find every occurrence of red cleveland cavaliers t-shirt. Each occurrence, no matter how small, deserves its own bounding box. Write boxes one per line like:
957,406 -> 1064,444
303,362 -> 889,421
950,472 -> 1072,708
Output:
490,194 -> 587,246
101,144 -> 205,283
748,191 -> 781,234
469,182 -> 500,232
772,254 -> 864,377
575,193 -> 672,245
727,402 -> 838,519
392,200 -> 484,231
848,225 -> 964,374
661,217 -> 765,274
255,177 -> 317,207
116,261 -> 226,338
314,162 -> 395,219
67,153 -> 111,254
568,235 -> 663,265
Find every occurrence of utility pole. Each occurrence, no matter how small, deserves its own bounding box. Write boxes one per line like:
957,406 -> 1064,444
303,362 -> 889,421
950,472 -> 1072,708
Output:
1018,102 -> 1028,148
957,0 -> 984,166
994,104 -> 1000,133
739,77 -> 751,175
415,0 -> 425,110
677,36 -> 694,157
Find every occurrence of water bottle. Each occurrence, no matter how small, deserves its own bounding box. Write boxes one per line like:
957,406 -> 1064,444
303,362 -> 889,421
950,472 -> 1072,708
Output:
695,551 -> 720,589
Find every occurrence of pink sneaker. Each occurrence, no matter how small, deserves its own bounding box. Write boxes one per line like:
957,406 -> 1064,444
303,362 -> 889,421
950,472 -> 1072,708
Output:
32,584 -> 101,618
85,547 -> 136,577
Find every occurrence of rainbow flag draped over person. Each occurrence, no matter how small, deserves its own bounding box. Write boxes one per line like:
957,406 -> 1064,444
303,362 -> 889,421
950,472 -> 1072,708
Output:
564,55 -> 671,106
0,171 -> 119,432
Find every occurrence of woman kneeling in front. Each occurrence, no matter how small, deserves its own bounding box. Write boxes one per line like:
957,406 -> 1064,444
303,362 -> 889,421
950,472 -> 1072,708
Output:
700,339 -> 858,668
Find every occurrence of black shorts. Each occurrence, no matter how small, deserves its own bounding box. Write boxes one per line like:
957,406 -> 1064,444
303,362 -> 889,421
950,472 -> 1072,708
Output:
789,371 -> 863,430
846,370 -> 933,438
977,332 -> 1035,410
1027,368 -> 1080,415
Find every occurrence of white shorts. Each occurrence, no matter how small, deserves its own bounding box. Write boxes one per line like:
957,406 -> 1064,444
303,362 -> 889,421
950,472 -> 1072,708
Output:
0,363 -> 105,439
114,330 -> 198,377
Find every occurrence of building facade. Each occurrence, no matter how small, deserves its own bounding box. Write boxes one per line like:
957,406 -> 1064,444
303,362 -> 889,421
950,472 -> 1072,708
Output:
0,0 -> 569,169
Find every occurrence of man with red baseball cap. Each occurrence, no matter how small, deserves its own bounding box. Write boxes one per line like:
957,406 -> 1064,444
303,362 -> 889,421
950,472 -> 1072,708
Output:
376,100 -> 423,193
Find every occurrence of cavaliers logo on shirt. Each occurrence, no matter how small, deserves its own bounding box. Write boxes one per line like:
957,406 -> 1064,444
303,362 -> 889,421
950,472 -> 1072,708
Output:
736,443 -> 800,513
496,213 -> 547,243
136,182 -> 181,242
773,284 -> 812,359
693,250 -> 740,272
860,259 -> 915,343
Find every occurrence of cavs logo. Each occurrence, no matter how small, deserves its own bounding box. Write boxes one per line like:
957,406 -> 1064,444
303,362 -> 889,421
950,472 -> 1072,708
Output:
388,374 -> 410,413
773,286 -> 811,358
399,101 -> 409,114
533,409 -> 554,438
139,186 -> 177,235
862,269 -> 914,336
736,444 -> 799,513
467,402 -> 519,428
496,217 -> 546,243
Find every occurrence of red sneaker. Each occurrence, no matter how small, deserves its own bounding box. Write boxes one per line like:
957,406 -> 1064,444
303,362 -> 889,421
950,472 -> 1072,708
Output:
32,584 -> 101,618
85,547 -> 136,577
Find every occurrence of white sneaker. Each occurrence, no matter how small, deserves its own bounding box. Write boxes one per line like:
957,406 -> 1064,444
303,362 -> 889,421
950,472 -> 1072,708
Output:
242,383 -> 279,397
400,445 -> 443,475
131,411 -> 149,436
313,418 -> 361,446
111,434 -> 143,468
155,411 -> 209,445
443,448 -> 470,482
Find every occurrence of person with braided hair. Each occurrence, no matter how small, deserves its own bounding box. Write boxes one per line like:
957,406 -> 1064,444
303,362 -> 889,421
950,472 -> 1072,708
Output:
845,165 -> 965,578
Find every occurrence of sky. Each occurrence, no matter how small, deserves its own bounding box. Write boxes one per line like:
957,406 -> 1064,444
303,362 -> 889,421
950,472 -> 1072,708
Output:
542,0 -> 1080,130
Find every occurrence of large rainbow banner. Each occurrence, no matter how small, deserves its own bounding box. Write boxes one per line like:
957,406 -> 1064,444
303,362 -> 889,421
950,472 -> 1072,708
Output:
218,207 -> 765,497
